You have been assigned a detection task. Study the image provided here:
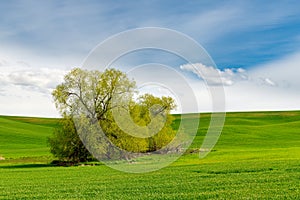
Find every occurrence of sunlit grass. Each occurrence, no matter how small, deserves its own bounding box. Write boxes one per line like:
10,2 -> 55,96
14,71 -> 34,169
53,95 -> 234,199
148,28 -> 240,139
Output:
0,111 -> 299,199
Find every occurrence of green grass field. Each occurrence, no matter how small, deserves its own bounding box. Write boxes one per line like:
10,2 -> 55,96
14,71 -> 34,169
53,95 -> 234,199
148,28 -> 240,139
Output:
0,111 -> 299,199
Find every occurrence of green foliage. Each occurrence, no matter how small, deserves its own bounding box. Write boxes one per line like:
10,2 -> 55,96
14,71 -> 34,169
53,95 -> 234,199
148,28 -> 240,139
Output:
48,117 -> 92,162
133,94 -> 176,151
101,94 -> 176,153
52,68 -> 136,119
50,68 -> 177,161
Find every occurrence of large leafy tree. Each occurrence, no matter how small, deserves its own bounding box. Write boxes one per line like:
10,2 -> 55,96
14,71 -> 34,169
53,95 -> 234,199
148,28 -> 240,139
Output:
49,68 -> 176,162
48,116 -> 92,163
52,68 -> 135,121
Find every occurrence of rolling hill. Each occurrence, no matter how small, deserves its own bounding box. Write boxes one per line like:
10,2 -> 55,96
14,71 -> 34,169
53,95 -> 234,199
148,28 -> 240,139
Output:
0,116 -> 59,159
0,111 -> 299,199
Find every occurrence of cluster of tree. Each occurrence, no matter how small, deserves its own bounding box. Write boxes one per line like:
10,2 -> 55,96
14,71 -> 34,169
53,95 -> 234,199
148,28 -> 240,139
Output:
48,68 -> 176,162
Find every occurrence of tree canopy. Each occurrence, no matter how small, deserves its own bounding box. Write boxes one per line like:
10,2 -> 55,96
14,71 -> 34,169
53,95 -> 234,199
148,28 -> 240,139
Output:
49,68 -> 176,162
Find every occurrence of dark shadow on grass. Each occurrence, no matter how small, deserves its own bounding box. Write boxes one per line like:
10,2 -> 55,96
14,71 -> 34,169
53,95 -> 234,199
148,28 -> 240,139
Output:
0,163 -> 54,169
0,162 -> 104,169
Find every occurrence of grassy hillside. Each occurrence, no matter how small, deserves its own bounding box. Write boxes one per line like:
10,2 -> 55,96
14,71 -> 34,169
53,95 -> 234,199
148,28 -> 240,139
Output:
0,111 -> 299,199
1,111 -> 299,160
0,116 -> 59,159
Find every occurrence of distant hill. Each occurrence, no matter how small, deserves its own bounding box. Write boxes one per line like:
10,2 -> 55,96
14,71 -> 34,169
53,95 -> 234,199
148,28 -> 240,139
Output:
0,116 -> 59,159
0,111 -> 299,161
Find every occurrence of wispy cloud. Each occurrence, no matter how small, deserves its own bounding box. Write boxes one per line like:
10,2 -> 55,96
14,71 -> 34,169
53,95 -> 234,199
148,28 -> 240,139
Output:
180,50 -> 300,112
259,78 -> 277,87
248,51 -> 300,90
1,1 -> 300,69
0,1 -> 300,116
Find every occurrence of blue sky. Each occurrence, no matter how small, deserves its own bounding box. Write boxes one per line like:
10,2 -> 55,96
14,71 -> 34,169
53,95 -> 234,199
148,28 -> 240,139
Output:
0,0 -> 300,117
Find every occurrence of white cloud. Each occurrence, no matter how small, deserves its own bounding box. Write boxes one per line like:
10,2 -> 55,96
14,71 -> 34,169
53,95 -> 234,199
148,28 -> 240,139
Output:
180,63 -> 247,86
0,58 -> 66,94
7,68 -> 66,94
224,52 -> 300,111
224,81 -> 300,112
0,59 -> 9,67
0,84 -> 59,117
259,78 -> 277,87
1,51 -> 299,118
178,51 -> 300,113
248,52 -> 300,90
0,1 -> 298,117
0,55 -> 68,117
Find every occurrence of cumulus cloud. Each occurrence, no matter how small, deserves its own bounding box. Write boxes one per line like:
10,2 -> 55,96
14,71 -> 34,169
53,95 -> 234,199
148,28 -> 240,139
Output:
1,50 -> 299,117
0,57 -> 68,117
0,56 -> 67,95
180,62 -> 283,89
7,68 -> 66,94
180,63 -> 248,86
